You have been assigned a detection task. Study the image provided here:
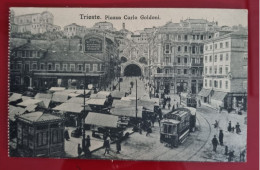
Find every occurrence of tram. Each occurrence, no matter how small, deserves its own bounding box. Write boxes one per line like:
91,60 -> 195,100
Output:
160,107 -> 196,147
180,93 -> 197,108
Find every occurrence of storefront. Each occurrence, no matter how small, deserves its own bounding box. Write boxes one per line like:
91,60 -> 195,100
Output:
197,88 -> 212,104
210,91 -> 227,110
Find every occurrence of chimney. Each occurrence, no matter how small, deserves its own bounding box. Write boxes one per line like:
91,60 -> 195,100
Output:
122,23 -> 125,30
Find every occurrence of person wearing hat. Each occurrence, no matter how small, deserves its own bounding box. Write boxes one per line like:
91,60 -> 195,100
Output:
211,135 -> 219,152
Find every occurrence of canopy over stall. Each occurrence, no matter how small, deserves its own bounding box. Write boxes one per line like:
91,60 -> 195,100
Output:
111,91 -> 125,99
86,98 -> 107,106
9,105 -> 26,121
17,99 -> 44,108
53,102 -> 88,113
52,93 -> 69,103
49,87 -> 66,92
66,97 -> 85,104
9,93 -> 22,103
197,88 -> 212,97
34,93 -> 53,100
85,112 -> 119,128
110,106 -> 143,118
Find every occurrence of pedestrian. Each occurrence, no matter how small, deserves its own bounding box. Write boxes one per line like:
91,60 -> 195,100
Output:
116,140 -> 121,154
240,150 -> 246,162
235,122 -> 241,134
228,150 -> 234,162
219,130 -> 224,146
176,102 -> 179,108
84,146 -> 91,158
172,104 -> 175,111
198,99 -> 201,107
168,103 -> 171,110
225,146 -> 229,155
146,126 -> 152,136
211,135 -> 219,152
228,121 -> 232,132
86,135 -> 91,148
103,139 -> 110,155
231,126 -> 235,133
77,144 -> 82,158
64,129 -> 70,141
213,120 -> 219,128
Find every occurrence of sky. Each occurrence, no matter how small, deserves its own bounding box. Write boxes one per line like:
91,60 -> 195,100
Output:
11,8 -> 248,32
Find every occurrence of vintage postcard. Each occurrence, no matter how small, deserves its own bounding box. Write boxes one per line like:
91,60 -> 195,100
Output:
8,8 -> 248,162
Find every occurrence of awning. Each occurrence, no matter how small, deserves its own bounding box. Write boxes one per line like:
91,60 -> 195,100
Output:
211,91 -> 227,101
90,91 -> 111,99
197,88 -> 212,97
110,106 -> 143,118
86,98 -> 106,106
85,112 -> 118,128
53,103 -> 84,113
66,97 -> 85,104
9,93 -> 22,102
25,104 -> 38,112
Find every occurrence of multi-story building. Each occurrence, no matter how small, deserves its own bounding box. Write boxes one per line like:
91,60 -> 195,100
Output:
150,19 -> 219,94
93,21 -> 114,30
12,11 -> 61,34
9,32 -> 119,92
63,23 -> 87,37
198,30 -> 248,111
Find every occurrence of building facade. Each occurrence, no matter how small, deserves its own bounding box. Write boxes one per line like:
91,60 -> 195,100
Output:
63,23 -> 87,37
10,32 -> 119,92
150,19 -> 219,94
12,11 -> 61,34
198,30 -> 248,111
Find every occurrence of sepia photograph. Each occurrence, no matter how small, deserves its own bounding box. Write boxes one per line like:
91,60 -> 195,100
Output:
8,7 -> 248,162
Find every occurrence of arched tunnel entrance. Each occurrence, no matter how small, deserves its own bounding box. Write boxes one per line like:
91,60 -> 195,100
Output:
124,64 -> 142,77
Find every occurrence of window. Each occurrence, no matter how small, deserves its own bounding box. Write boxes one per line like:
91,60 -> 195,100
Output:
70,64 -> 75,71
55,64 -> 60,71
244,53 -> 248,60
214,66 -> 217,74
209,80 -> 212,87
32,51 -> 37,57
220,54 -> 223,61
219,80 -> 222,88
177,58 -> 181,64
214,55 -> 217,62
219,66 -> 223,74
178,35 -> 181,41
193,35 -> 196,40
220,43 -> 223,48
226,53 -> 229,61
37,132 -> 48,147
200,35 -> 203,40
214,80 -> 218,88
197,35 -> 200,40
209,56 -> 212,62
192,69 -> 195,75
209,66 -> 212,74
205,79 -> 207,87
32,63 -> 37,70
93,64 -> 98,72
225,66 -> 229,74
200,46 -> 204,53
214,44 -> 217,49
184,58 -> 188,64
166,34 -> 169,40
177,69 -> 181,74
192,46 -> 196,54
184,35 -> 188,41
205,56 -> 207,63
243,81 -> 247,89
48,64 -> 52,70
209,35 -> 212,39
225,42 -> 229,48
85,64 -> 90,72
17,51 -> 22,57
78,64 -> 83,71
165,44 -> 170,54
40,63 -> 45,70
184,46 -> 188,52
52,130 -> 63,144
225,81 -> 229,89
184,69 -> 187,74
205,67 -> 208,74
178,46 -> 181,52
210,45 -> 212,50
63,64 -> 67,71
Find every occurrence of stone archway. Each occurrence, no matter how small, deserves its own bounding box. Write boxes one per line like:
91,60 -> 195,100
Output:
121,60 -> 144,77
124,64 -> 142,76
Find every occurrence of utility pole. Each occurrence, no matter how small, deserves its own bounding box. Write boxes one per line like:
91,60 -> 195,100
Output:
135,79 -> 138,122
82,72 -> 86,149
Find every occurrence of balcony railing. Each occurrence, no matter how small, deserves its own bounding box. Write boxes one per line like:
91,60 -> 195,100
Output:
154,73 -> 175,78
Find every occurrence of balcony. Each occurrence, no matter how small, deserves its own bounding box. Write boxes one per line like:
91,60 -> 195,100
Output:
162,62 -> 174,67
154,73 -> 175,78
191,62 -> 203,67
